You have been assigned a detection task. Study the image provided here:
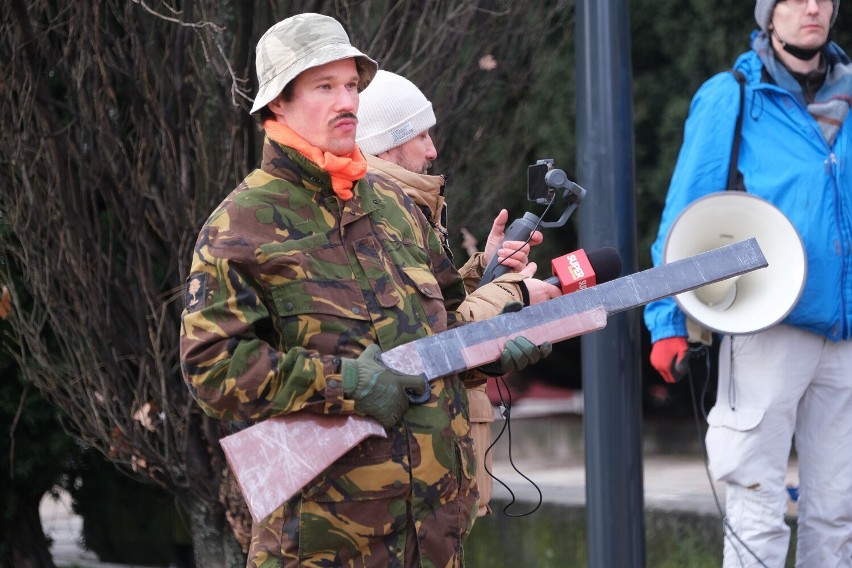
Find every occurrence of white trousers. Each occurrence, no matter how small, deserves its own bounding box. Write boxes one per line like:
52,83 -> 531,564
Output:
706,325 -> 852,568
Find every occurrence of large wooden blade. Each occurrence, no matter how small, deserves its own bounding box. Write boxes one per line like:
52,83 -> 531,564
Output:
221,238 -> 767,520
380,238 -> 766,378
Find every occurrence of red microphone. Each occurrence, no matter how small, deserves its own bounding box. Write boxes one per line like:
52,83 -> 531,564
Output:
546,247 -> 622,294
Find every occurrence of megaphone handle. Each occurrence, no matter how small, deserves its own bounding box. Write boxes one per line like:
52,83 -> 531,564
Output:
477,212 -> 541,287
670,343 -> 710,383
671,355 -> 689,383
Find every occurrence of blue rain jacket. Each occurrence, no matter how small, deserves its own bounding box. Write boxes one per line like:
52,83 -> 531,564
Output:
645,33 -> 852,343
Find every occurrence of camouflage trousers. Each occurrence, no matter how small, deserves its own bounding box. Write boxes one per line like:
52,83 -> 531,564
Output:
247,433 -> 478,567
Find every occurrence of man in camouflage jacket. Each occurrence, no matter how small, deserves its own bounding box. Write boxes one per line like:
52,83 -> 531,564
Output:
180,13 -> 551,568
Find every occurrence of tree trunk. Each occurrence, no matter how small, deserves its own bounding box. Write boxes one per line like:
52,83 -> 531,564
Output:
1,490 -> 56,568
185,494 -> 246,568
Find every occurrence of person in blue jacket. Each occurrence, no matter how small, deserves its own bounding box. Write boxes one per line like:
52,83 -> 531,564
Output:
644,0 -> 852,565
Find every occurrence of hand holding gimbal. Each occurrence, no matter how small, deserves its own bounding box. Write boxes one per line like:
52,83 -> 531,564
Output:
478,159 -> 586,287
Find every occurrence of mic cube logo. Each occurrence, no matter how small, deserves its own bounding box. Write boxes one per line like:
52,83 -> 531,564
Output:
567,254 -> 585,280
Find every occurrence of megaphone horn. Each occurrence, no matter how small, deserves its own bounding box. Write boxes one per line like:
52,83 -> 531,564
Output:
663,192 -> 806,335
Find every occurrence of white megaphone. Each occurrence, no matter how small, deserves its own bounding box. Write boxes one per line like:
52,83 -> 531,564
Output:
663,192 -> 806,335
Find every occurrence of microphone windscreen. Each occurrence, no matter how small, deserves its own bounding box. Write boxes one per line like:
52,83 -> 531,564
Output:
586,247 -> 622,284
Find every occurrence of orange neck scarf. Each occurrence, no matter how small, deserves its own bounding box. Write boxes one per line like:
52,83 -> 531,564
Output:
263,120 -> 366,201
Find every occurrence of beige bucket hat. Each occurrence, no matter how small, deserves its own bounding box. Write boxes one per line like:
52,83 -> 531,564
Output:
250,13 -> 378,114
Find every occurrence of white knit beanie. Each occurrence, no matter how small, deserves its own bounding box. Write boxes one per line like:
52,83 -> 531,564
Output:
356,70 -> 436,156
755,0 -> 840,31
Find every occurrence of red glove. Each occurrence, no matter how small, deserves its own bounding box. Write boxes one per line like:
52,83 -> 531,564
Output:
650,337 -> 689,383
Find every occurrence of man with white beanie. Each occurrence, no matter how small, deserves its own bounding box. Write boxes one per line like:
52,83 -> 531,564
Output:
358,70 -> 562,520
645,1 -> 852,566
356,70 -> 440,176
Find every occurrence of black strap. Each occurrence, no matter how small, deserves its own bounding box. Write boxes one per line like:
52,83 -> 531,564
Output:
727,70 -> 747,192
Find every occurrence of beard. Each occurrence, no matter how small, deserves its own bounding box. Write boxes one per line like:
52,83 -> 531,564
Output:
399,156 -> 431,175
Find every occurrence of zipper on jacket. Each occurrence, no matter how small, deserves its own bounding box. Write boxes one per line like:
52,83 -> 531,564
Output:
825,152 -> 837,173
829,151 -> 849,339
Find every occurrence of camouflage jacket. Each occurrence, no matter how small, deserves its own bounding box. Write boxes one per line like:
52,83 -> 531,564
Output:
180,138 -> 476,567
365,154 -> 531,520
364,154 -> 528,322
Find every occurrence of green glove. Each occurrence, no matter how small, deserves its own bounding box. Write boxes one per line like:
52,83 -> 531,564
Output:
480,302 -> 553,375
341,344 -> 428,428
499,336 -> 553,373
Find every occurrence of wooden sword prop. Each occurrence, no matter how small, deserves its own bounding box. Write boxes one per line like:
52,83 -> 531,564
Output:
221,238 -> 767,522
380,237 -> 766,378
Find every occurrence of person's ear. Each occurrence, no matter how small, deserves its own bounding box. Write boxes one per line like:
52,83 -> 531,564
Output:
376,148 -> 395,162
266,95 -> 286,120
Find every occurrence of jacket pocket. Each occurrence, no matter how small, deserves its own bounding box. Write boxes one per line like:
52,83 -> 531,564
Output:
353,236 -> 400,308
705,404 -> 766,484
258,233 -> 356,283
400,265 -> 447,332
260,234 -> 372,352
706,405 -> 764,431
455,434 -> 477,536
299,435 -> 410,558
270,279 -> 369,354
303,434 -> 410,502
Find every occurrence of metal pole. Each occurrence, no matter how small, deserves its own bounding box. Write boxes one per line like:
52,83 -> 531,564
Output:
575,0 -> 645,566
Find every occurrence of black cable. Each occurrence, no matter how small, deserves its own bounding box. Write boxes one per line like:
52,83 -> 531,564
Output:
483,375 -> 543,517
686,346 -> 770,568
476,197 -> 557,515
